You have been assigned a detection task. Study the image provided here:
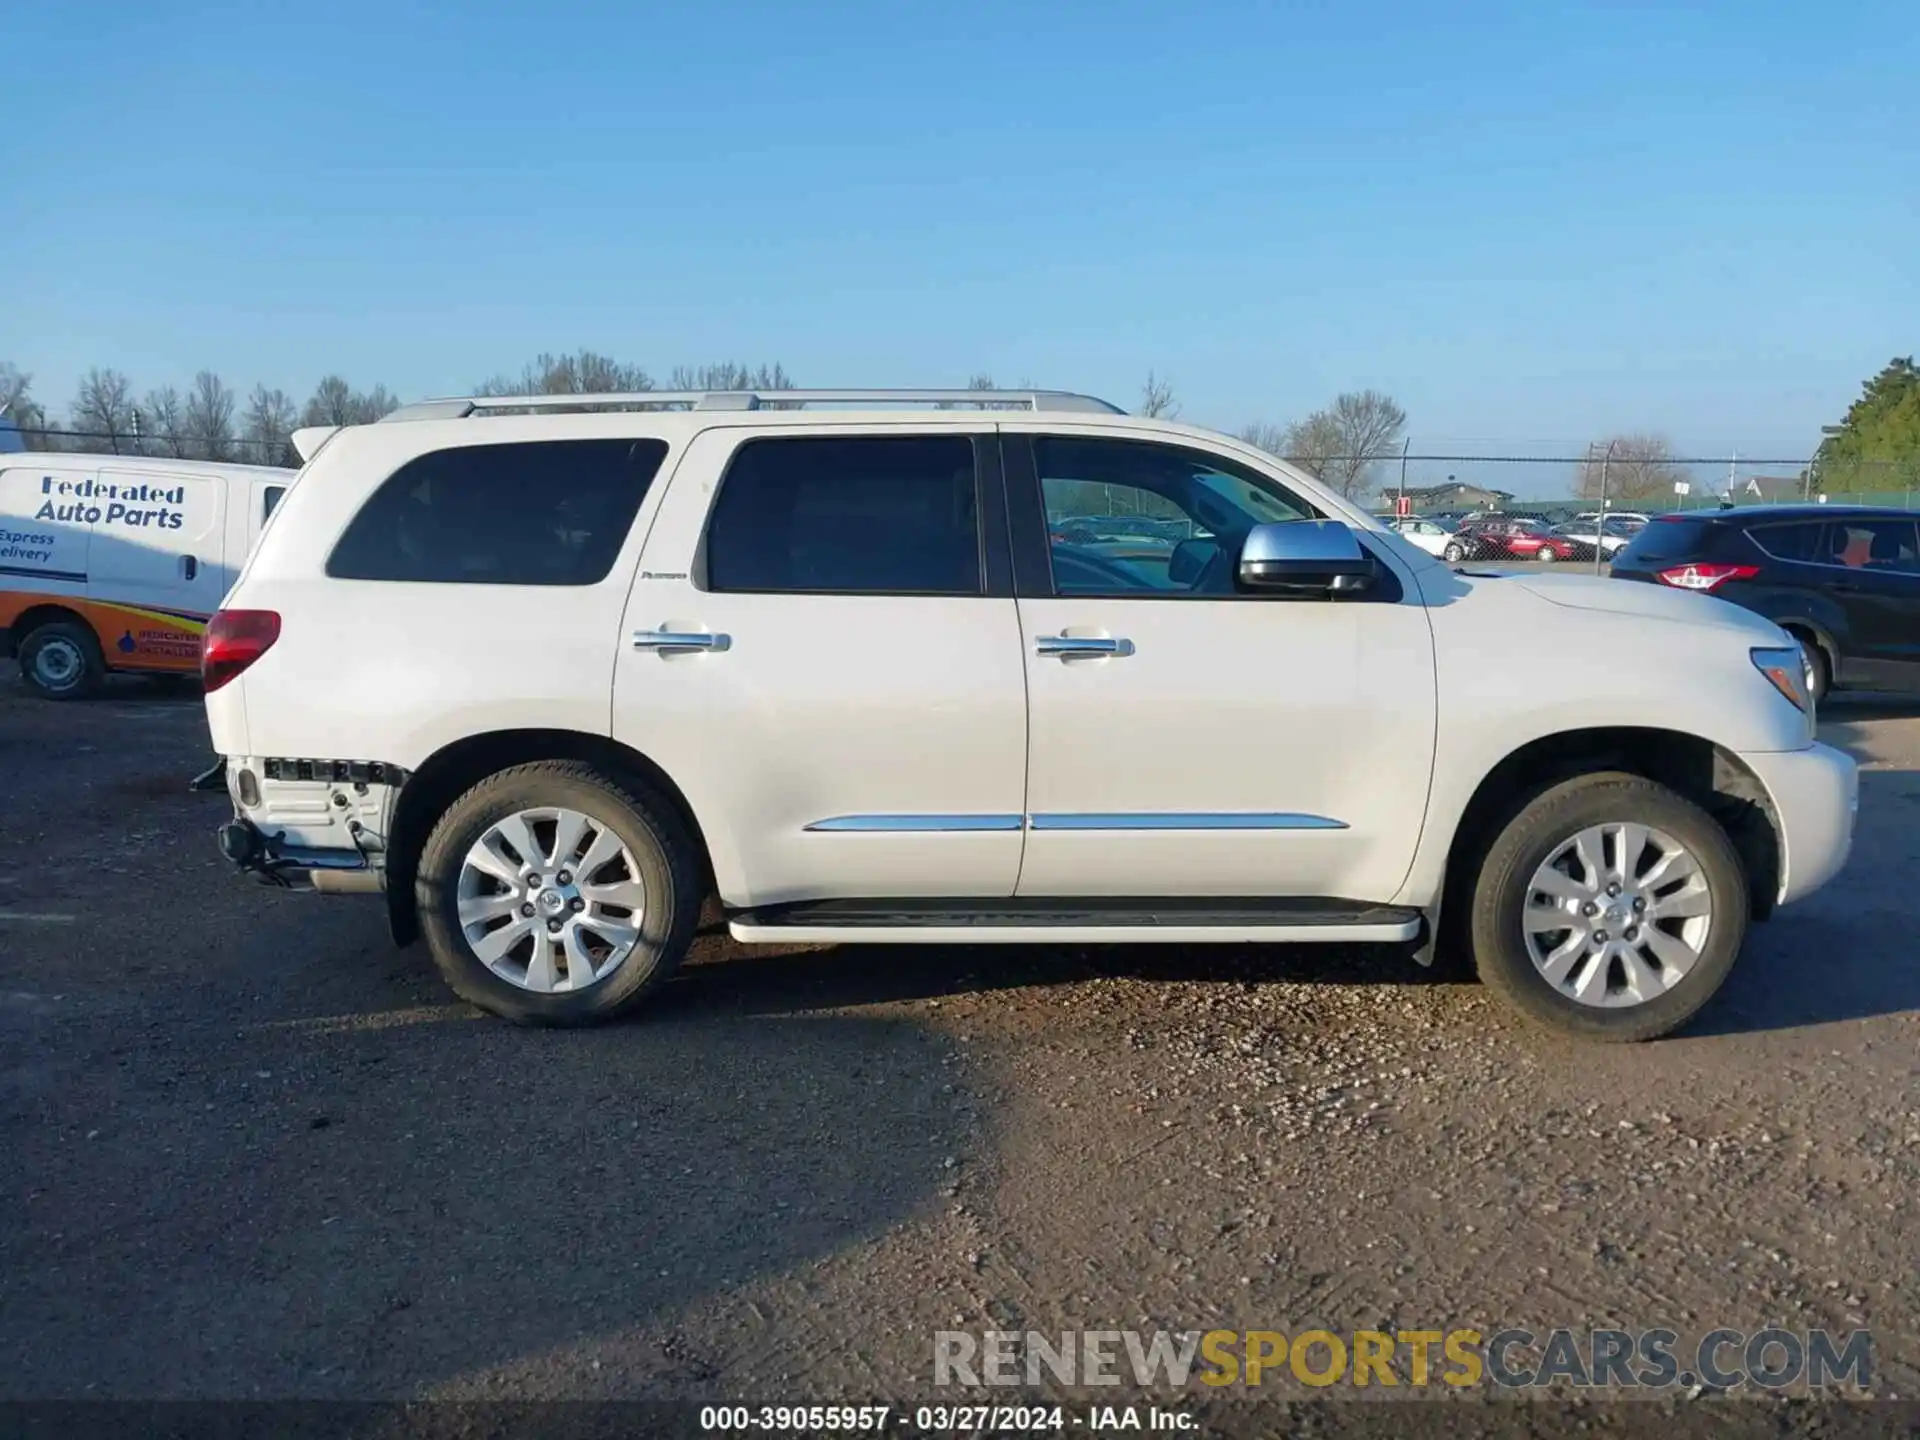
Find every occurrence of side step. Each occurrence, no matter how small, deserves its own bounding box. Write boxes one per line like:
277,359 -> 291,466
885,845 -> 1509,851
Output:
727,896 -> 1422,946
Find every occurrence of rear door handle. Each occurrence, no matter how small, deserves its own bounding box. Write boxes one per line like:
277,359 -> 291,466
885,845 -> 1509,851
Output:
632,630 -> 730,653
180,555 -> 198,581
1035,635 -> 1134,659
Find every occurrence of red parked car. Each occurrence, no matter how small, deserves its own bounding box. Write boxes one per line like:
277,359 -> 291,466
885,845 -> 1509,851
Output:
1442,516 -> 1588,563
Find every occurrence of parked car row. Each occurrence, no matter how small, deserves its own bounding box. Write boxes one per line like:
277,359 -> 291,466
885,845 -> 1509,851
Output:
1380,510 -> 1650,564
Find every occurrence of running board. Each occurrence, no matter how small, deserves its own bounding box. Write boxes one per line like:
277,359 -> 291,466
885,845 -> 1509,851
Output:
726,897 -> 1422,946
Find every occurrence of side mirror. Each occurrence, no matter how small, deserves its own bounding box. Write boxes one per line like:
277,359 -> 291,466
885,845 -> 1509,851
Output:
1238,520 -> 1376,595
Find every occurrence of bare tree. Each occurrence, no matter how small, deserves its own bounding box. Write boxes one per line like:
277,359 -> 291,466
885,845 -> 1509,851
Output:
71,368 -> 138,452
181,370 -> 237,460
1572,434 -> 1686,503
480,350 -> 655,396
1241,391 -> 1406,499
243,385 -> 298,465
140,385 -> 187,456
666,361 -> 791,392
300,376 -> 399,427
1138,370 -> 1179,419
1237,422 -> 1291,456
0,363 -> 50,448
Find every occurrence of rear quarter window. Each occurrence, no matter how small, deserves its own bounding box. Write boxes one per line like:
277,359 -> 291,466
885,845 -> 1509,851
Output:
1619,517 -> 1710,562
1747,521 -> 1825,562
326,438 -> 668,585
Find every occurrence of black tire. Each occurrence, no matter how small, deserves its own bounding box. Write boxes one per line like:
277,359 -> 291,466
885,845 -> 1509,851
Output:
1791,633 -> 1831,705
1443,543 -> 1465,563
1537,545 -> 1559,563
415,761 -> 702,1026
17,620 -> 105,700
1469,772 -> 1748,1043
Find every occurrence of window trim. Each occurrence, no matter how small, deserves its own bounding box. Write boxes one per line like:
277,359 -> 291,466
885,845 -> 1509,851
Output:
1000,432 -> 1405,604
693,431 -> 1008,599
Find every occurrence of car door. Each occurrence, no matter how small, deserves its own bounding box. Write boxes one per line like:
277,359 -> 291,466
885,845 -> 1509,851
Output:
1003,427 -> 1437,902
87,467 -> 228,665
613,425 -> 1030,907
1818,518 -> 1920,690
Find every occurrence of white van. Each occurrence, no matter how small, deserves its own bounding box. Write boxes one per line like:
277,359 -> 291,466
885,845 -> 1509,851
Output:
1,451 -> 297,698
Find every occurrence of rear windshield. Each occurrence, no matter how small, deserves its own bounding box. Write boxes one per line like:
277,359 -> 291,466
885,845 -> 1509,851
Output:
1620,517 -> 1709,562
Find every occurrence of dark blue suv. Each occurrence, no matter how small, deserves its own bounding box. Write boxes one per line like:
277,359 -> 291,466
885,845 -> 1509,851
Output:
1610,504 -> 1920,701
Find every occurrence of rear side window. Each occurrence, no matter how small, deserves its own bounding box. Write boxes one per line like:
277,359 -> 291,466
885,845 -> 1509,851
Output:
1748,521 -> 1824,562
704,435 -> 981,595
327,438 -> 667,584
262,485 -> 287,521
1620,517 -> 1710,562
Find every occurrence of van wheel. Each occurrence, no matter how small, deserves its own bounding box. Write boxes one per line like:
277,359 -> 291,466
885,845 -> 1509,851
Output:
18,621 -> 104,700
415,761 -> 701,1026
1469,772 -> 1747,1042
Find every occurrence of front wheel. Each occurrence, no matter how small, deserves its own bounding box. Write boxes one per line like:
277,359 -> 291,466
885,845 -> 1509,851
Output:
415,761 -> 702,1025
1443,543 -> 1466,562
1469,772 -> 1748,1042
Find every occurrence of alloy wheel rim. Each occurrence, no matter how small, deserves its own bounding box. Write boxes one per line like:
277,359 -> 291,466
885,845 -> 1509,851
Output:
456,806 -> 646,993
1521,822 -> 1713,1009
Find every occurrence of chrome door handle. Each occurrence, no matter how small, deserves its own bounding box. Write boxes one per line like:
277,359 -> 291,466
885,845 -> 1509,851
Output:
1035,635 -> 1133,659
632,630 -> 730,653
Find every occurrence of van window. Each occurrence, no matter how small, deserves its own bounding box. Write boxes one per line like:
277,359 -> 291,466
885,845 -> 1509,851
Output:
262,486 -> 286,521
326,439 -> 668,585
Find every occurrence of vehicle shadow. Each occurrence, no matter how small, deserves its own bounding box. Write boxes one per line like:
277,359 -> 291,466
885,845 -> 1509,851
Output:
0,886 -> 975,1400
1687,707 -> 1920,1037
661,930 -> 1446,1022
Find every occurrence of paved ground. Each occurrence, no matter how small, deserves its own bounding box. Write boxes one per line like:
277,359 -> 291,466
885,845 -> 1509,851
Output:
4,672 -> 1920,1429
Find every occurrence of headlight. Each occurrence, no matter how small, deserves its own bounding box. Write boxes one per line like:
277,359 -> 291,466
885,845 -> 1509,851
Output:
1752,646 -> 1812,715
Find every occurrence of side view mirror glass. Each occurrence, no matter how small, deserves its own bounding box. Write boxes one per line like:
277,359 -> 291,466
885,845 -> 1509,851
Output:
1238,520 -> 1376,595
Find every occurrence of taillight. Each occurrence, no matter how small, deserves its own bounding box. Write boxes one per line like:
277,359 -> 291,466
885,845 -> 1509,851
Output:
1655,563 -> 1760,592
201,609 -> 281,692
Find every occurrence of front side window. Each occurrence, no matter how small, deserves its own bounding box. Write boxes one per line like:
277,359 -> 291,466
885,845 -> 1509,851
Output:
327,438 -> 667,584
704,435 -> 981,595
1035,436 -> 1315,597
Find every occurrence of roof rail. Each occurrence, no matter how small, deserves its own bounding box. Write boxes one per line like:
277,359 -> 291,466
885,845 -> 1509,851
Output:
378,388 -> 1127,423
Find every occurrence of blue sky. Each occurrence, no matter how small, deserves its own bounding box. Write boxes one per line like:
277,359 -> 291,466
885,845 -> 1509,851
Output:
5,0 -> 1914,470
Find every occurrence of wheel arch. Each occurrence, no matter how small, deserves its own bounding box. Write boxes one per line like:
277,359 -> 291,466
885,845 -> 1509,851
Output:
10,602 -> 102,654
383,728 -> 715,946
1427,726 -> 1782,962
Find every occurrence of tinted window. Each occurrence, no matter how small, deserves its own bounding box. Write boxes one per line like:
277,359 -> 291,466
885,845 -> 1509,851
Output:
705,435 -> 980,595
327,439 -> 667,585
1748,521 -> 1824,562
1035,436 -> 1314,598
1620,517 -> 1710,562
1823,519 -> 1920,573
262,485 -> 286,520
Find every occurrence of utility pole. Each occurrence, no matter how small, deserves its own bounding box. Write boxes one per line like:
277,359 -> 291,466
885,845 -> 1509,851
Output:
1397,436 -> 1410,516
1595,439 -> 1619,576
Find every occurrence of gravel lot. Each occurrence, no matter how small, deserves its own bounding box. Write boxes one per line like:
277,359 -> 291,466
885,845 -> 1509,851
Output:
5,672 -> 1920,1428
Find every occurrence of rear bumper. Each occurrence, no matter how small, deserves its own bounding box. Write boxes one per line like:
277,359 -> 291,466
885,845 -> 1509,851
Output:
1739,742 -> 1858,906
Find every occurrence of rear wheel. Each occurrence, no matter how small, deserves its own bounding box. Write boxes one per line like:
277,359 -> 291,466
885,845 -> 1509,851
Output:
416,761 -> 702,1025
1537,545 -> 1560,563
18,620 -> 104,701
1470,772 -> 1748,1042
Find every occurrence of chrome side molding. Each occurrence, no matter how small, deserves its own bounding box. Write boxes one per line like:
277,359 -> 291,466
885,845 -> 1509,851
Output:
803,812 -> 1348,833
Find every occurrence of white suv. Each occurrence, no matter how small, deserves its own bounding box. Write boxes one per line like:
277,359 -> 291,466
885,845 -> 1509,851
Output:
198,388 -> 1858,1042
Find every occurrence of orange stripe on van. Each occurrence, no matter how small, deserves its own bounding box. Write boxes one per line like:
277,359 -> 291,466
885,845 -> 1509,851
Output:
0,590 -> 208,673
